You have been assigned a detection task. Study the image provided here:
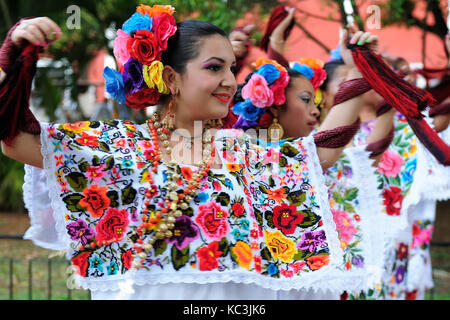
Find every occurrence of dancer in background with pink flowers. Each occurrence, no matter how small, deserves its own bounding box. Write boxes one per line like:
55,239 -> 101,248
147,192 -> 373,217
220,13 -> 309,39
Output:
0,4 -> 384,300
226,6 -> 390,299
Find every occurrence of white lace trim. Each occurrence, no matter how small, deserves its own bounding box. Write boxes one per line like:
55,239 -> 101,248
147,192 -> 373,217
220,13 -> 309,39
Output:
38,123 -> 73,257
345,146 -> 389,290
22,164 -> 66,251
300,146 -> 388,294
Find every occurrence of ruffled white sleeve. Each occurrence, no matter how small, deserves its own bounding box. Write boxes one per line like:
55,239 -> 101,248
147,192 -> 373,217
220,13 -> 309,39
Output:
23,163 -> 66,251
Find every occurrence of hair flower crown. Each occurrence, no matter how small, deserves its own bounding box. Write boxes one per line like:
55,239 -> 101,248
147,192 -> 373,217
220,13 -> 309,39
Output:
103,4 -> 177,109
231,58 -> 290,127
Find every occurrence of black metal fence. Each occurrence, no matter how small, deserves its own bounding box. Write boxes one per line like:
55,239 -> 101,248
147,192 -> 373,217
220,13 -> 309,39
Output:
1,234 -> 448,300
0,235 -> 90,300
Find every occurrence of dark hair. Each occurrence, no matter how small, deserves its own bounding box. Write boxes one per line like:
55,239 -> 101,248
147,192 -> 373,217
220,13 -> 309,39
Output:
392,57 -> 408,71
320,59 -> 345,90
161,20 -> 228,74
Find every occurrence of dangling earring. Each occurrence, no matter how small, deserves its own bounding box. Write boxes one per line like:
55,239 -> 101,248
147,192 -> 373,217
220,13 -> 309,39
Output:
206,119 -> 223,129
268,118 -> 284,141
162,100 -> 176,131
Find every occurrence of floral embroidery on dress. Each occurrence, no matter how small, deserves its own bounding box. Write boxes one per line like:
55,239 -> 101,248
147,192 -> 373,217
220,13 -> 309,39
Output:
324,153 -> 364,271
41,121 -> 339,290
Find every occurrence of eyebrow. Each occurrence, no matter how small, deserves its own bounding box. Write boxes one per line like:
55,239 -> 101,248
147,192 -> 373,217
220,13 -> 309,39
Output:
203,57 -> 237,65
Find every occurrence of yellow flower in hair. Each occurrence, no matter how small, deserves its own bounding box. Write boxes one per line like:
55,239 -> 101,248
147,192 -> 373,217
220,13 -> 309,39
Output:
143,61 -> 170,94
314,88 -> 323,106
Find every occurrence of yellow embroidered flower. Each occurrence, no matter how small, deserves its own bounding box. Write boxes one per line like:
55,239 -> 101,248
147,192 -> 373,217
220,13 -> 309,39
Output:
232,241 -> 253,270
143,61 -> 170,94
409,144 -> 417,155
264,230 -> 297,263
226,163 -> 241,172
140,171 -> 154,183
62,121 -> 91,134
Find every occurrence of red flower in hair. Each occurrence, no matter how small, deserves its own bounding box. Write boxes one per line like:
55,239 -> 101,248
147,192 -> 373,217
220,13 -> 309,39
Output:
258,111 -> 273,128
126,88 -> 160,109
127,30 -> 160,65
152,13 -> 177,51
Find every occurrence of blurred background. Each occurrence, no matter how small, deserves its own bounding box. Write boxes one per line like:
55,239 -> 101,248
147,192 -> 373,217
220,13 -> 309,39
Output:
0,0 -> 449,300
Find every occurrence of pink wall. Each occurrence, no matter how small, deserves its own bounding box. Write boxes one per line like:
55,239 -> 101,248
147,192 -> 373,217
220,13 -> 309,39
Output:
236,0 -> 448,82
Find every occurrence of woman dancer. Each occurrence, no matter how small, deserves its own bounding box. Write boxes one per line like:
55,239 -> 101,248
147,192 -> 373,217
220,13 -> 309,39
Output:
1,5 -> 378,299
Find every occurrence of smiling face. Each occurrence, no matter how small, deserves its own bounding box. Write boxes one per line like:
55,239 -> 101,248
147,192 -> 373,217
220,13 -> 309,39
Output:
166,34 -> 237,125
276,76 -> 320,138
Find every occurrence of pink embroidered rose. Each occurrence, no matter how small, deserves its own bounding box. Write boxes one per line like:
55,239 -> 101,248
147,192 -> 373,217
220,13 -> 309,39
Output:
332,209 -> 358,243
241,74 -> 274,108
195,201 -> 229,240
113,29 -> 131,66
377,150 -> 405,177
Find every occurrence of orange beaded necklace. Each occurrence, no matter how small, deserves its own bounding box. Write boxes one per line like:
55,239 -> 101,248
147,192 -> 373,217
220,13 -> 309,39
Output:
132,113 -> 216,269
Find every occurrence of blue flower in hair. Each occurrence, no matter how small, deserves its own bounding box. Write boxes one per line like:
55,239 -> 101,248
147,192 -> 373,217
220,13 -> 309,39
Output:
122,12 -> 153,34
103,67 -> 126,104
292,63 -> 314,80
256,63 -> 280,85
232,99 -> 266,122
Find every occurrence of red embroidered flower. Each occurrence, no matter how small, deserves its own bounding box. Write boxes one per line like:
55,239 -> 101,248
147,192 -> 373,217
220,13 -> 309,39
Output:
71,251 -> 92,277
195,201 -> 229,240
95,208 -> 129,243
306,254 -> 330,271
405,290 -> 417,300
398,242 -> 409,260
127,30 -> 160,65
231,202 -> 245,217
273,203 -> 304,235
79,185 -> 111,218
382,186 -> 404,216
121,250 -> 133,270
180,166 -> 193,181
196,241 -> 222,271
254,256 -> 262,273
76,132 -> 99,148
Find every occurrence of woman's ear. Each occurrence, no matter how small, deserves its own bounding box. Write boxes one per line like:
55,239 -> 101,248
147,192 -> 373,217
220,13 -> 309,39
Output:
162,65 -> 180,95
269,106 -> 280,119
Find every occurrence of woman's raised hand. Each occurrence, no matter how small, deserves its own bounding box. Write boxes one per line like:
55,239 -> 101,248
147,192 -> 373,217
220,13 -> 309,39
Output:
269,7 -> 295,52
11,17 -> 62,48
339,25 -> 379,67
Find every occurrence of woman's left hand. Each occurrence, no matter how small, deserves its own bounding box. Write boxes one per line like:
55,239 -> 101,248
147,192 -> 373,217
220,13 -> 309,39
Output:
339,25 -> 379,67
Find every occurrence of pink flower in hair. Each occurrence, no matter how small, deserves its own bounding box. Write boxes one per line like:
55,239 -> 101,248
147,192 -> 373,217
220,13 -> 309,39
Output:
241,74 -> 274,108
113,29 -> 132,66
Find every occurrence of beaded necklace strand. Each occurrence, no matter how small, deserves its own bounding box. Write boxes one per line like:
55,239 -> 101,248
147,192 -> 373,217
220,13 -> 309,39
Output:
132,113 -> 216,269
